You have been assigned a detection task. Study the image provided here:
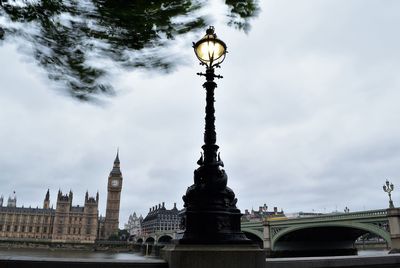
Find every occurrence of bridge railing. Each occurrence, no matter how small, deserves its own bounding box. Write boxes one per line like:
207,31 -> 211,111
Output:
268,209 -> 387,225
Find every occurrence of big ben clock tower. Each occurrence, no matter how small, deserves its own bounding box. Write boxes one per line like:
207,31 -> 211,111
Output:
104,151 -> 123,239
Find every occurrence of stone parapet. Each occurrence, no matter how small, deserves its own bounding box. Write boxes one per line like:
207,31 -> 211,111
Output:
387,208 -> 400,217
162,244 -> 265,268
387,208 -> 400,252
266,254 -> 400,268
0,256 -> 167,268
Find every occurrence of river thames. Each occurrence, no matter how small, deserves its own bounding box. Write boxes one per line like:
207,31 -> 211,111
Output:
0,248 -> 152,261
0,248 -> 389,260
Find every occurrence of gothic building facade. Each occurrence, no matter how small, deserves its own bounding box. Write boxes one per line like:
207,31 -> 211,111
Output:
0,189 -> 99,243
125,212 -> 143,236
52,190 -> 99,242
0,190 -> 54,240
0,152 -> 123,243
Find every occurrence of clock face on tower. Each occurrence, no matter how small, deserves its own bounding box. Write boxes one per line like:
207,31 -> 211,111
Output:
111,179 -> 119,187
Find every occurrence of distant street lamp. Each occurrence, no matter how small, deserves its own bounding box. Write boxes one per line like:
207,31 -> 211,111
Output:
383,180 -> 395,209
344,207 -> 350,213
180,27 -> 248,244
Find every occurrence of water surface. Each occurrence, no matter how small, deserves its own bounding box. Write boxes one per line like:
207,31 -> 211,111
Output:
358,249 -> 389,256
0,248 -> 155,261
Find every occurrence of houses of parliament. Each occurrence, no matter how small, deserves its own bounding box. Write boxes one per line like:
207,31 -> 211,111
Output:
0,153 -> 123,243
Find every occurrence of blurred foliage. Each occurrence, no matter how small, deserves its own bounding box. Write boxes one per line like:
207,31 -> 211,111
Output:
0,0 -> 259,101
225,0 -> 260,33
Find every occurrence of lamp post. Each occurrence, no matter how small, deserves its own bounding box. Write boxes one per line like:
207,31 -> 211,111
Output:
180,26 -> 248,244
383,180 -> 395,209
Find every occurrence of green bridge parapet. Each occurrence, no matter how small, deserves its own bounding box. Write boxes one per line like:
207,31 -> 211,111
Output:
269,209 -> 388,226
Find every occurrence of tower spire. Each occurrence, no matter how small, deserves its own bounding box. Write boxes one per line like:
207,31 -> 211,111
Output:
111,149 -> 121,175
114,148 -> 120,164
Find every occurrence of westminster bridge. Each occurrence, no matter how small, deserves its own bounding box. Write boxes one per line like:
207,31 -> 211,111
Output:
241,208 -> 400,256
136,208 -> 400,257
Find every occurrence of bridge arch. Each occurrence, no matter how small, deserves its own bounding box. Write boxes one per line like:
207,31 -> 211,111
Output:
136,238 -> 143,244
242,230 -> 263,248
158,235 -> 173,244
145,237 -> 155,244
271,222 -> 391,250
242,228 -> 263,241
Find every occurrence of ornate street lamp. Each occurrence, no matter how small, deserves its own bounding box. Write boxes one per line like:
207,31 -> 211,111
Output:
383,180 -> 395,209
180,27 -> 249,244
193,26 -> 227,70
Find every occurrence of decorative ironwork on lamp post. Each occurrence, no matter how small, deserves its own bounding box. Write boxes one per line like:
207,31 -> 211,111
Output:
383,180 -> 395,209
180,26 -> 249,244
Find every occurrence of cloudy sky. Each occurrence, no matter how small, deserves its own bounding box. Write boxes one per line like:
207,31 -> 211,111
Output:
1,0 -> 400,227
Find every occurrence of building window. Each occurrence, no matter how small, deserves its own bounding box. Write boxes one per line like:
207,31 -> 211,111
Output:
14,226 -> 18,232
29,226 -> 33,232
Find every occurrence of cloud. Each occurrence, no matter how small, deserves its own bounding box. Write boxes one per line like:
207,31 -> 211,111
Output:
1,1 -> 400,226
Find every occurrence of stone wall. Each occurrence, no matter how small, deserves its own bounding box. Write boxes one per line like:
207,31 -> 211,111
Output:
266,254 -> 400,268
0,256 -> 167,268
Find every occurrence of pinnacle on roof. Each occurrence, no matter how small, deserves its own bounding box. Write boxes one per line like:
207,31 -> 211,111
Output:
45,189 -> 50,201
9,191 -> 16,200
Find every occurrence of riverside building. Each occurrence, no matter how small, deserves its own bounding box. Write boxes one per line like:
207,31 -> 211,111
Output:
0,152 -> 123,243
141,203 -> 181,235
241,204 -> 285,222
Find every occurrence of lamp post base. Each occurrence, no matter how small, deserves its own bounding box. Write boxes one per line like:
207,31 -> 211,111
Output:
179,209 -> 250,244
